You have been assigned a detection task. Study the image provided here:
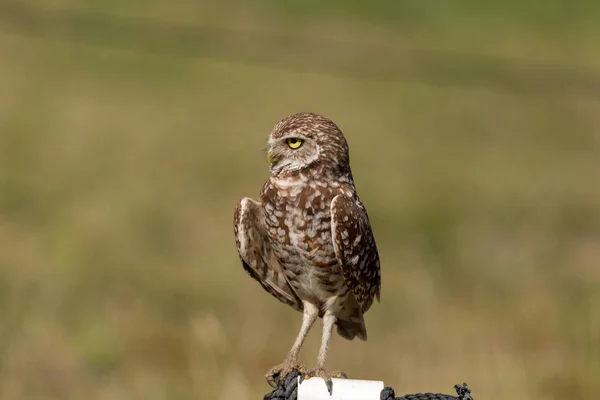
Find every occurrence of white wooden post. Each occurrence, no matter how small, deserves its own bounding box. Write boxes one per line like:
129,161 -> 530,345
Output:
297,377 -> 384,400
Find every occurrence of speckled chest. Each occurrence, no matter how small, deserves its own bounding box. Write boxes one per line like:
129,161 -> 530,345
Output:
260,173 -> 354,297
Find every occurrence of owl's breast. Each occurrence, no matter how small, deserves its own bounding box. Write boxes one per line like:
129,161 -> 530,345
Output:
261,177 -> 350,304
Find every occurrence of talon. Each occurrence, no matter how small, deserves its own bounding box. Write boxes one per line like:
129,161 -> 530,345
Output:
301,368 -> 347,395
332,370 -> 348,379
326,378 -> 333,395
266,376 -> 278,389
299,372 -> 309,384
299,369 -> 315,384
265,357 -> 304,387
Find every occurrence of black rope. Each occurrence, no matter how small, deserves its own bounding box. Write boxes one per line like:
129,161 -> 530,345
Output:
263,369 -> 301,400
263,369 -> 474,400
379,383 -> 473,400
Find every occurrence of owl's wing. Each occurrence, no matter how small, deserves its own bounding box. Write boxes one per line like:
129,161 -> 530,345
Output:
331,194 -> 381,313
234,197 -> 303,312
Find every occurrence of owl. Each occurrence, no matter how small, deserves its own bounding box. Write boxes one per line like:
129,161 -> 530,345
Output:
233,112 -> 381,394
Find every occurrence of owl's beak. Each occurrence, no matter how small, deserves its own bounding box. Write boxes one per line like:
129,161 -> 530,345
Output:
267,149 -> 279,165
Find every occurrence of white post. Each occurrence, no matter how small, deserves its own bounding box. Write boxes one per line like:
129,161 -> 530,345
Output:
297,377 -> 384,400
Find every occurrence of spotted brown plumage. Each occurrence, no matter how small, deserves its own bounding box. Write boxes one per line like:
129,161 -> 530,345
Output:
233,198 -> 303,312
331,194 -> 381,315
233,112 -> 381,393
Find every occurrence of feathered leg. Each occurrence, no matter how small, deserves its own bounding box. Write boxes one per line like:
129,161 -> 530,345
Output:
303,310 -> 347,394
266,302 -> 318,386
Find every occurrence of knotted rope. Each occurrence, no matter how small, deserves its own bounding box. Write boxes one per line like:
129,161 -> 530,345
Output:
263,370 -> 474,400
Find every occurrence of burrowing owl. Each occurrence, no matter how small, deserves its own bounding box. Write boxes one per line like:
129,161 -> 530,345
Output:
233,112 -> 381,393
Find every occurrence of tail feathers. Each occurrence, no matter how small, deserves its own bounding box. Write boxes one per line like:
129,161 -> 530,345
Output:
336,317 -> 367,341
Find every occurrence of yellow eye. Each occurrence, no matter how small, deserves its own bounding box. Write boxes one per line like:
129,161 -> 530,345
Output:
286,138 -> 303,149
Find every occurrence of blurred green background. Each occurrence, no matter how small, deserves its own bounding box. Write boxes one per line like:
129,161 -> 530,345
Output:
1,1 -> 599,399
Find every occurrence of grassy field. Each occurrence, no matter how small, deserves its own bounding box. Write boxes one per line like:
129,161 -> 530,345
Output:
0,2 -> 599,399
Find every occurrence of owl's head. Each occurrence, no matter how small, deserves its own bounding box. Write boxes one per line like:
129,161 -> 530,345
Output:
266,112 -> 350,177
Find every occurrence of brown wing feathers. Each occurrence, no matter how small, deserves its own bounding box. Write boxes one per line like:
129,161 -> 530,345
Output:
233,197 -> 303,311
331,194 -> 381,313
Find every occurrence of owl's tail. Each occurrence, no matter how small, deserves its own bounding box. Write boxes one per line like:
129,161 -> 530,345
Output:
335,293 -> 367,341
336,316 -> 367,341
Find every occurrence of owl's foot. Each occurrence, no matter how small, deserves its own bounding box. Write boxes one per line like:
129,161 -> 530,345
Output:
301,368 -> 348,395
265,357 -> 304,388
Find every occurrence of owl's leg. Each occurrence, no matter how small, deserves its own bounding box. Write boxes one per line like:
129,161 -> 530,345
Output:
302,311 -> 347,395
265,302 -> 318,387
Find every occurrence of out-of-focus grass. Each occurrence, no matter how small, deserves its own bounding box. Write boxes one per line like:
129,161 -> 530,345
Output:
0,2 -> 599,399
